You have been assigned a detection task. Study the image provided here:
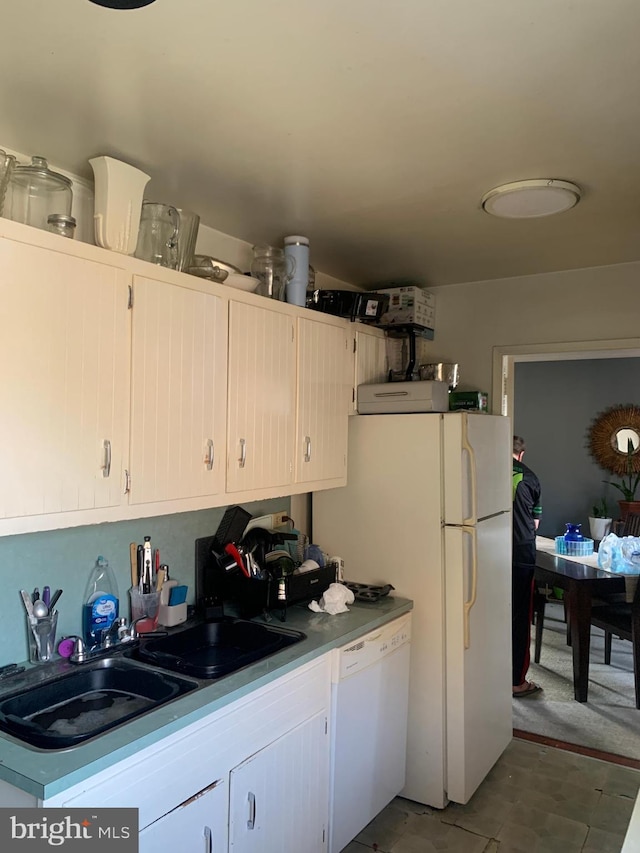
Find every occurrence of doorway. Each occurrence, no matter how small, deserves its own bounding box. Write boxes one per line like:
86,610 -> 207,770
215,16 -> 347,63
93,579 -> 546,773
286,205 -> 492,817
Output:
492,339 -> 640,761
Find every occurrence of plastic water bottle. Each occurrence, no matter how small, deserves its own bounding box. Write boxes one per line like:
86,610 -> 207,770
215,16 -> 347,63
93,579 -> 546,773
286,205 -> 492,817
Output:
82,556 -> 119,648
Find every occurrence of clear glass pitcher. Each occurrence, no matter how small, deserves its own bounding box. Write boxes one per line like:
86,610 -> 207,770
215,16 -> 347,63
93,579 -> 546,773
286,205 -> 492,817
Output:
134,202 -> 180,269
251,244 -> 295,300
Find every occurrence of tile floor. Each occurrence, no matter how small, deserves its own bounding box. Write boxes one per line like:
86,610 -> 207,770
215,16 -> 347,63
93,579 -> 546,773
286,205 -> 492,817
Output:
342,737 -> 640,852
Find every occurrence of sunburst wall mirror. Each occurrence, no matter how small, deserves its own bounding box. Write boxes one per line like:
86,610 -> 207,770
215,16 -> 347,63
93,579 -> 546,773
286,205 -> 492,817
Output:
587,404 -> 640,475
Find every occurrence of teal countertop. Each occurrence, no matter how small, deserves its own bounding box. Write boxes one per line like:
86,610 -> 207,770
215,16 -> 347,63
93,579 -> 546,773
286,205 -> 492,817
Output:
0,597 -> 412,801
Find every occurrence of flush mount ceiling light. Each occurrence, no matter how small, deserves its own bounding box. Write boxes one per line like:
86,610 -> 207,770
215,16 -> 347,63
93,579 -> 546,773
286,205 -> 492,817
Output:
481,179 -> 582,219
89,0 -> 156,8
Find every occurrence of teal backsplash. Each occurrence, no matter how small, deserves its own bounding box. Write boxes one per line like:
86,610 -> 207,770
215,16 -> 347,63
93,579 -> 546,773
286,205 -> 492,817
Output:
0,498 -> 289,667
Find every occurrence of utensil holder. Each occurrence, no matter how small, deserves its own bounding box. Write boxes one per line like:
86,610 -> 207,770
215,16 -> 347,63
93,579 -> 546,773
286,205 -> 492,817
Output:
129,587 -> 161,633
27,611 -> 58,663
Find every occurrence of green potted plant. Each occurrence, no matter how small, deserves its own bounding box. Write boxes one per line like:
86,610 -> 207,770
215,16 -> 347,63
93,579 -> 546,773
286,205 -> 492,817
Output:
603,439 -> 640,520
588,497 -> 612,540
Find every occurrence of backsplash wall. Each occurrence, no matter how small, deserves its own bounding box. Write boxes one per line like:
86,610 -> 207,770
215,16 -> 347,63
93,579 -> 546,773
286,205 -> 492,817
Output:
0,498 -> 288,668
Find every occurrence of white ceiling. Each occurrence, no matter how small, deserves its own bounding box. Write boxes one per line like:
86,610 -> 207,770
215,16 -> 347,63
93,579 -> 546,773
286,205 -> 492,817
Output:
2,0 -> 640,288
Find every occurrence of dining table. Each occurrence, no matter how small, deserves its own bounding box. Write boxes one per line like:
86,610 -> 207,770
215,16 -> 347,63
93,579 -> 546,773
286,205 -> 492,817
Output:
534,536 -> 638,702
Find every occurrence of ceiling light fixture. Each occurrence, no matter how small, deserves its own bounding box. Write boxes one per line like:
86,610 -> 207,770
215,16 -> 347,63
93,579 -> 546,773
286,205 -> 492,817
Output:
89,0 -> 156,9
481,179 -> 582,219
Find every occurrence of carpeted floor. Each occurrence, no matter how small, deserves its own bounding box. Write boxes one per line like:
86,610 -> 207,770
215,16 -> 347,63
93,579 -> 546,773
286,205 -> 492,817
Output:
512,601 -> 640,761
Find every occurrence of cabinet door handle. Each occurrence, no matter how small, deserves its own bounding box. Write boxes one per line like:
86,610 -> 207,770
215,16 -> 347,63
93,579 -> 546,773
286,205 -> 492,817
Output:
101,439 -> 112,478
123,469 -> 131,494
304,435 -> 312,463
204,825 -> 212,852
247,791 -> 256,830
204,439 -> 214,471
239,438 -> 247,469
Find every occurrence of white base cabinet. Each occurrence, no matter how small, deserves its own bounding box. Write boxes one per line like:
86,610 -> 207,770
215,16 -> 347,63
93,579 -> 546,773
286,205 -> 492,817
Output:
140,778 -> 228,853
43,655 -> 331,853
229,712 -> 328,853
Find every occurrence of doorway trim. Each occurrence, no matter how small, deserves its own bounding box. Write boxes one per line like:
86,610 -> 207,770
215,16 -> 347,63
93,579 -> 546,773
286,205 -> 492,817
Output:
492,338 -> 640,420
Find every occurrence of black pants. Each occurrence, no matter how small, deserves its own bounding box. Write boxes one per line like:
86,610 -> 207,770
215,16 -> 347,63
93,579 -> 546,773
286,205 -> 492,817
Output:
512,561 -> 535,687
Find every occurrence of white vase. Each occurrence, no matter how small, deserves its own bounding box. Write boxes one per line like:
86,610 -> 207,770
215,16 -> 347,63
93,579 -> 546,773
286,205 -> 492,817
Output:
89,156 -> 150,255
589,516 -> 612,541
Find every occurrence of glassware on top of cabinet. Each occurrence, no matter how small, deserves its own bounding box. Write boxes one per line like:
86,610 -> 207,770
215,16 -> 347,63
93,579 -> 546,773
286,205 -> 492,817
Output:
134,202 -> 180,269
251,244 -> 295,301
8,156 -> 73,232
47,213 -> 77,239
0,149 -> 16,217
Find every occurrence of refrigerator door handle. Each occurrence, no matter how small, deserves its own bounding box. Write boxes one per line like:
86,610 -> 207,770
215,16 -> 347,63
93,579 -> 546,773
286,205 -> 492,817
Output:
463,525 -> 478,649
461,414 -> 478,526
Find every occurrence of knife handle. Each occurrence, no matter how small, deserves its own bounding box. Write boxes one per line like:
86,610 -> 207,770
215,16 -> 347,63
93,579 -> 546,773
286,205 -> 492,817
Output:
130,542 -> 138,587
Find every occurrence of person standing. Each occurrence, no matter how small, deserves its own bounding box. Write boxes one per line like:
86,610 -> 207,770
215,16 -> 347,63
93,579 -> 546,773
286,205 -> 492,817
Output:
512,435 -> 543,697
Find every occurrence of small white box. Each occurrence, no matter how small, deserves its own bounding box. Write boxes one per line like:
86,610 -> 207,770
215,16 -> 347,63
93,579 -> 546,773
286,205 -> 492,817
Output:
376,285 -> 436,330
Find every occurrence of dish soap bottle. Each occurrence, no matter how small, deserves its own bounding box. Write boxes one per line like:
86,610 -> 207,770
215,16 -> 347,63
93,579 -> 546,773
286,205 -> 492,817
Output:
82,555 -> 119,649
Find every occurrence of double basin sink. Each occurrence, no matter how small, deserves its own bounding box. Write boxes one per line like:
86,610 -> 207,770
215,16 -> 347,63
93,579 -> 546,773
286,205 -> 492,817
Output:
0,618 -> 305,750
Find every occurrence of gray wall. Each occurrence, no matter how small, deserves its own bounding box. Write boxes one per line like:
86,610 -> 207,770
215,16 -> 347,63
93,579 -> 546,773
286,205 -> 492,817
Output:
514,357 -> 640,539
0,497 -> 290,668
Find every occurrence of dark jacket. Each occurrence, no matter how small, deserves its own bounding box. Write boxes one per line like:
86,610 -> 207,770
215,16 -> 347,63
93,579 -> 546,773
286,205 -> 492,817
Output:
512,458 -> 542,565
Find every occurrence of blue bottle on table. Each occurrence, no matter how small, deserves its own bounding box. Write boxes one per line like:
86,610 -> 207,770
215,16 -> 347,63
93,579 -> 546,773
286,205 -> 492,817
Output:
564,523 -> 584,541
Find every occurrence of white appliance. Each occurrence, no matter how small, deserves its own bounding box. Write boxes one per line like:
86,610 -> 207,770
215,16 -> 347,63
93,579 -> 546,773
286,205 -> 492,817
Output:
329,613 -> 412,853
313,412 -> 512,809
357,380 -> 449,414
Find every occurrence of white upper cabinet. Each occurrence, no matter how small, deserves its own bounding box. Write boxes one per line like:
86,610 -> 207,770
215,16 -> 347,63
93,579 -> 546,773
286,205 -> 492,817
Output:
0,221 -> 355,533
0,237 -> 130,523
226,300 -> 296,493
352,325 -> 388,414
295,317 -> 350,485
129,275 -> 227,505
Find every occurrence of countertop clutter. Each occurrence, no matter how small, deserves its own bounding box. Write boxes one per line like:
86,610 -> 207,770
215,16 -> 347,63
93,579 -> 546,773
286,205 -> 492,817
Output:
0,596 -> 412,801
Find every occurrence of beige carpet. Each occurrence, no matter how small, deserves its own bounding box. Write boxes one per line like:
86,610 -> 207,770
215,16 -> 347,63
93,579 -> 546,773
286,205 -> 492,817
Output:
512,601 -> 640,760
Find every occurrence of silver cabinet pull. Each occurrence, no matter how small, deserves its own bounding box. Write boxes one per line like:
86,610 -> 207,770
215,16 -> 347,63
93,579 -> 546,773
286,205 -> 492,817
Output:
102,439 -> 111,478
123,469 -> 131,494
247,791 -> 256,830
204,439 -> 214,471
304,435 -> 312,463
204,825 -> 212,852
239,438 -> 247,469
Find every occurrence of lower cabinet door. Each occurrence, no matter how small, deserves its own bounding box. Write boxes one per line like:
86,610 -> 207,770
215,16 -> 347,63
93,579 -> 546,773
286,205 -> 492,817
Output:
228,712 -> 329,853
139,778 -> 227,853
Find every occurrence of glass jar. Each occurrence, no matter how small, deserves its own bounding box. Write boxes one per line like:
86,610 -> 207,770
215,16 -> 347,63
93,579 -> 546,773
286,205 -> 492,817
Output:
8,156 -> 73,232
251,244 -> 295,300
47,213 -> 77,239
0,149 -> 16,217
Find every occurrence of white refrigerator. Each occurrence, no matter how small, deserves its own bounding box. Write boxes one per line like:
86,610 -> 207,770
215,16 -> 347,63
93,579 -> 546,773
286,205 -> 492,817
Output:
313,411 -> 512,809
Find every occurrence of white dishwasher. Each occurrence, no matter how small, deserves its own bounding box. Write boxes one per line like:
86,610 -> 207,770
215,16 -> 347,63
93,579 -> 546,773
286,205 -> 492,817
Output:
329,612 -> 412,853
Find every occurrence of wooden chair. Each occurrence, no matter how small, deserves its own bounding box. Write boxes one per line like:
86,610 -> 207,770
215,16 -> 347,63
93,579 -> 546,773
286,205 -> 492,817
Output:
533,587 -> 570,663
590,575 -> 640,709
622,513 -> 640,537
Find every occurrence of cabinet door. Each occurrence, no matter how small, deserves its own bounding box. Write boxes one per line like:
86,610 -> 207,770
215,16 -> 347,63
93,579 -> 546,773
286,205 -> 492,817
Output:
229,712 -> 328,853
0,239 -> 129,519
296,318 -> 350,484
129,276 -> 227,504
139,778 -> 227,853
226,301 -> 295,492
353,327 -> 388,414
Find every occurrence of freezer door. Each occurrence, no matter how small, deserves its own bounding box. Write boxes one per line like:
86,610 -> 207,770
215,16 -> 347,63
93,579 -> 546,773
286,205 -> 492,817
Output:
443,412 -> 511,524
444,513 -> 512,804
